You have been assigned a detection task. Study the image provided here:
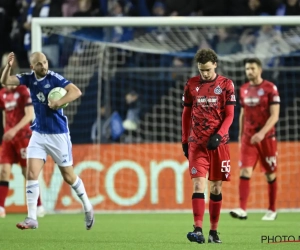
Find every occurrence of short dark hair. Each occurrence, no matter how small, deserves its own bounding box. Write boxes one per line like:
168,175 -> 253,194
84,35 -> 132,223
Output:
194,49 -> 218,64
244,58 -> 262,67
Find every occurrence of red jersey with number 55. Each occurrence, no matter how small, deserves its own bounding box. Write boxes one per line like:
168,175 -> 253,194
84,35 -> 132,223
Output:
239,80 -> 280,138
182,74 -> 236,145
0,85 -> 32,138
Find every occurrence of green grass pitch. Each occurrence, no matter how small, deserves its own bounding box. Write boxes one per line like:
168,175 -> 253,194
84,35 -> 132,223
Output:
1,213 -> 299,250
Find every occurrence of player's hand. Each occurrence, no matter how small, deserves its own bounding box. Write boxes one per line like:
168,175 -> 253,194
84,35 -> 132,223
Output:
3,128 -> 17,141
207,134 -> 222,150
48,100 -> 61,110
250,132 -> 265,144
182,143 -> 188,159
6,52 -> 15,67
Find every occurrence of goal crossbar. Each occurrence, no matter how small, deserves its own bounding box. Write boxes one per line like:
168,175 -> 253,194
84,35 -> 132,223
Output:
32,16 -> 300,52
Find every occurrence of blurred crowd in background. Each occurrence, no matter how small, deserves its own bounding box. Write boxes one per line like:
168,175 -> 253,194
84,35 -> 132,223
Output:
0,0 -> 300,69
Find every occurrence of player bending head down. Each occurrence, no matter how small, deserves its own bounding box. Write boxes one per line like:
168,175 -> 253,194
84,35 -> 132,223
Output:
182,49 -> 235,244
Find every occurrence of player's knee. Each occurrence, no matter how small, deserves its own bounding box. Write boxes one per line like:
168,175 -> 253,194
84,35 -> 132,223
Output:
60,169 -> 77,185
26,168 -> 39,180
193,180 -> 206,193
210,181 -> 222,195
265,172 -> 276,182
240,167 -> 252,178
0,165 -> 11,181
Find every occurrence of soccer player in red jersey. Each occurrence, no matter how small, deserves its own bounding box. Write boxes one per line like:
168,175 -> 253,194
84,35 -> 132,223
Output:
0,84 -> 45,218
182,49 -> 235,244
230,58 -> 280,221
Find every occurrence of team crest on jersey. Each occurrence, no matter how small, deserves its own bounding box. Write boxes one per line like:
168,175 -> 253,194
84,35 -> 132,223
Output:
36,92 -> 46,103
196,87 -> 199,92
214,85 -> 222,95
191,167 -> 197,175
257,88 -> 264,96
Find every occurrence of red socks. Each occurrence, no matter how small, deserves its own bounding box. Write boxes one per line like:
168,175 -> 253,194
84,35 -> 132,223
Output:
209,193 -> 222,230
239,177 -> 250,210
268,178 -> 277,212
0,181 -> 9,207
192,193 -> 205,228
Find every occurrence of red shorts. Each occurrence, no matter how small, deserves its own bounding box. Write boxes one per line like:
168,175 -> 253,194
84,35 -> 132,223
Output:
240,135 -> 277,173
188,142 -> 231,181
0,138 -> 30,167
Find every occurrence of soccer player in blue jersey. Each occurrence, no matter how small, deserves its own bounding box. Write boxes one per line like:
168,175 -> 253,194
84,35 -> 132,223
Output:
0,52 -> 95,230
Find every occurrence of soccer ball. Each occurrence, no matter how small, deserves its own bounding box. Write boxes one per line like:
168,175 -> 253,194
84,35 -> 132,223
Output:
48,87 -> 68,109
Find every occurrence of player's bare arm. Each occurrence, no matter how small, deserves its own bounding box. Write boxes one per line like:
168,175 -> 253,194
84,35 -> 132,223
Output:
250,104 -> 280,144
0,52 -> 20,86
3,105 -> 34,141
48,83 -> 82,110
239,107 -> 244,143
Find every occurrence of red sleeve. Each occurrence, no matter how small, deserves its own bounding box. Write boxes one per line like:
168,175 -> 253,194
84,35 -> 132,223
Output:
218,105 -> 234,137
182,81 -> 192,107
239,86 -> 244,107
182,106 -> 192,143
19,86 -> 32,106
181,81 -> 192,143
225,80 -> 236,105
268,84 -> 280,105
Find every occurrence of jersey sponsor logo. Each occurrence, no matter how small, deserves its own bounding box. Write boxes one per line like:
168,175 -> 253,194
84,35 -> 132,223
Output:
214,85 -> 222,95
273,96 -> 280,102
257,88 -> 264,96
4,101 -> 17,110
196,96 -> 218,107
191,167 -> 197,175
244,97 -> 260,106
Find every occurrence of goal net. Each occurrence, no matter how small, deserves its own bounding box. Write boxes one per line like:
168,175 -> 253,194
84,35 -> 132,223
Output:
6,17 -> 300,213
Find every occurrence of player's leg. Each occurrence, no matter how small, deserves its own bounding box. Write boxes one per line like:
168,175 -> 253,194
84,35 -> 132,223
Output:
258,137 -> 278,220
186,143 -> 208,244
0,141 -> 16,218
47,133 -> 94,230
207,144 -> 231,243
17,136 -> 46,218
20,167 -> 45,218
230,136 -> 258,219
0,164 -> 12,218
16,132 -> 47,230
208,180 -> 222,243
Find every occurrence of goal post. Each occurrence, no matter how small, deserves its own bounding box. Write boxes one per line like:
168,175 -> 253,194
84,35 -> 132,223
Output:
6,16 -> 299,213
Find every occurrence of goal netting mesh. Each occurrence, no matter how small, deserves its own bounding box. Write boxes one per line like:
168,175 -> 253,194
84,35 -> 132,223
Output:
7,22 -> 300,213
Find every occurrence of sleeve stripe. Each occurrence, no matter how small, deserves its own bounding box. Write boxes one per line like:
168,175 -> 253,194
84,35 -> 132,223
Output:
183,102 -> 192,107
226,101 -> 236,105
270,102 -> 280,105
25,103 -> 33,106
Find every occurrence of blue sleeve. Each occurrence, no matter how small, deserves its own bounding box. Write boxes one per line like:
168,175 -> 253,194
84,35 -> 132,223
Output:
16,73 -> 30,87
51,72 -> 71,88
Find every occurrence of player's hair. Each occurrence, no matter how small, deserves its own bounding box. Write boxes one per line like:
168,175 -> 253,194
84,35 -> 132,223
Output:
244,58 -> 262,68
194,49 -> 218,64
